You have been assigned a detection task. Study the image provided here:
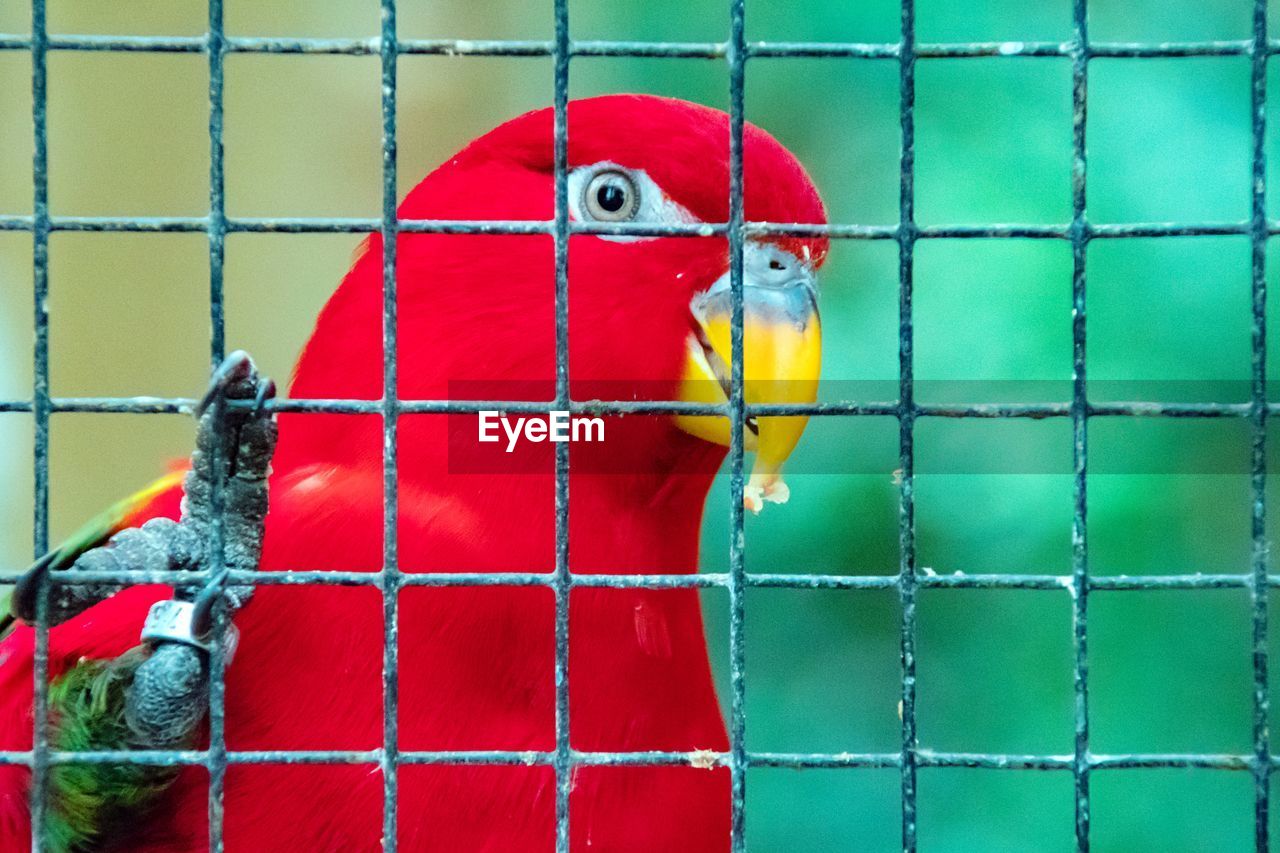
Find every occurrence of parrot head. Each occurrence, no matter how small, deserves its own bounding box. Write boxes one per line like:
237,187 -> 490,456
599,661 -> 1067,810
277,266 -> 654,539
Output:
289,94 -> 827,509
556,96 -> 827,508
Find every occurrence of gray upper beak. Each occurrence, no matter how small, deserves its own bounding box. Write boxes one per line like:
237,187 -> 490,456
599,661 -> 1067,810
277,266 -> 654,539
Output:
690,241 -> 819,332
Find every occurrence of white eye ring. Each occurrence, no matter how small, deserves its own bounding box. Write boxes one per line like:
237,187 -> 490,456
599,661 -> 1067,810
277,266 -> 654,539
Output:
567,162 -> 700,242
582,169 -> 640,222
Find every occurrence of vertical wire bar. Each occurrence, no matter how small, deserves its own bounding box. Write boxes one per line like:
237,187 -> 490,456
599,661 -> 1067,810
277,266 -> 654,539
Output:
551,0 -> 573,850
726,0 -> 749,848
1250,0 -> 1270,847
896,0 -> 919,848
204,0 -> 230,847
207,0 -> 226,367
379,0 -> 401,848
1069,0 -> 1091,848
28,0 -> 51,846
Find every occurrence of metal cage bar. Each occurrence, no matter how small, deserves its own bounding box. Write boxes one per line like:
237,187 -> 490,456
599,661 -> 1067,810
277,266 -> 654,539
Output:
204,0 -> 232,848
5,0 -> 1277,850
895,0 -> 920,848
3,745 -> 1278,772
1069,0 -> 1091,847
8,215 -> 1280,239
1248,0 -> 1271,846
12,567 -> 1280,592
5,396 -> 1280,420
551,1 -> 573,849
7,33 -> 1280,60
26,0 -> 51,849
378,0 -> 402,848
725,1 -> 750,847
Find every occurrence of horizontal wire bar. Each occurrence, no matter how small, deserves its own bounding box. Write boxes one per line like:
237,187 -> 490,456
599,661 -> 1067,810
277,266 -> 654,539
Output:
1,215 -> 1277,240
0,397 -> 1268,419
0,569 -> 1273,592
0,747 -> 1264,771
0,34 -> 1273,60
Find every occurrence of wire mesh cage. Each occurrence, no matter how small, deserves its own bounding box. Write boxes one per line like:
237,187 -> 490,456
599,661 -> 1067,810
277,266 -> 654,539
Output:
0,0 -> 1274,850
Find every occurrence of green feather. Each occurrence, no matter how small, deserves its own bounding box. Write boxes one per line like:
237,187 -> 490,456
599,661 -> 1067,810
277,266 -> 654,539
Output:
44,649 -> 190,853
50,470 -> 186,574
0,586 -> 12,638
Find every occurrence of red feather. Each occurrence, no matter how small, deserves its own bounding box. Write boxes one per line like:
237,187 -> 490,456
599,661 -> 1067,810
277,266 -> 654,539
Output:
0,94 -> 826,851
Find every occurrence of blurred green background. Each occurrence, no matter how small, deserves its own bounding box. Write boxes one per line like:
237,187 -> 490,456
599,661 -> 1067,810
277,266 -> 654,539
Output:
2,0 -> 1279,849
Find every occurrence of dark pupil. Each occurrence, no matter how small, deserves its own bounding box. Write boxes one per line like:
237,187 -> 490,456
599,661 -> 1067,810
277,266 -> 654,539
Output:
596,183 -> 627,213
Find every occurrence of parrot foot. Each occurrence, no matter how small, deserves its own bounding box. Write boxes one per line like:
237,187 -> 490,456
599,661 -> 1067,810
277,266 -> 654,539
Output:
10,350 -> 278,629
14,350 -> 278,850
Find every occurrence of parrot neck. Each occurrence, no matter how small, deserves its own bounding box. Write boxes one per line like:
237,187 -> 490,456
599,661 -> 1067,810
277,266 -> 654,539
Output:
273,409 -> 727,574
279,243 -> 729,573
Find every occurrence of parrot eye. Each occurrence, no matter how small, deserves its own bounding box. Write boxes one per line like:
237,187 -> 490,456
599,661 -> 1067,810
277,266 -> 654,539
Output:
567,161 -> 697,242
582,170 -> 640,222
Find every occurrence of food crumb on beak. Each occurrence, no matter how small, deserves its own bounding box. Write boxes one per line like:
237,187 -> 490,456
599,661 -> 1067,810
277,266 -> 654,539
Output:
743,473 -> 790,515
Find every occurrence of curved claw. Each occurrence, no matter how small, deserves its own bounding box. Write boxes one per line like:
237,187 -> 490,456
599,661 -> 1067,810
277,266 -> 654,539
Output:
10,550 -> 58,624
190,582 -> 221,638
252,377 -> 277,416
194,350 -> 254,417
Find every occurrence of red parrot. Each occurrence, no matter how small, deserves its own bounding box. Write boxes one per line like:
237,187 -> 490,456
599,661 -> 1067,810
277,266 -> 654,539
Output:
0,94 -> 827,850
